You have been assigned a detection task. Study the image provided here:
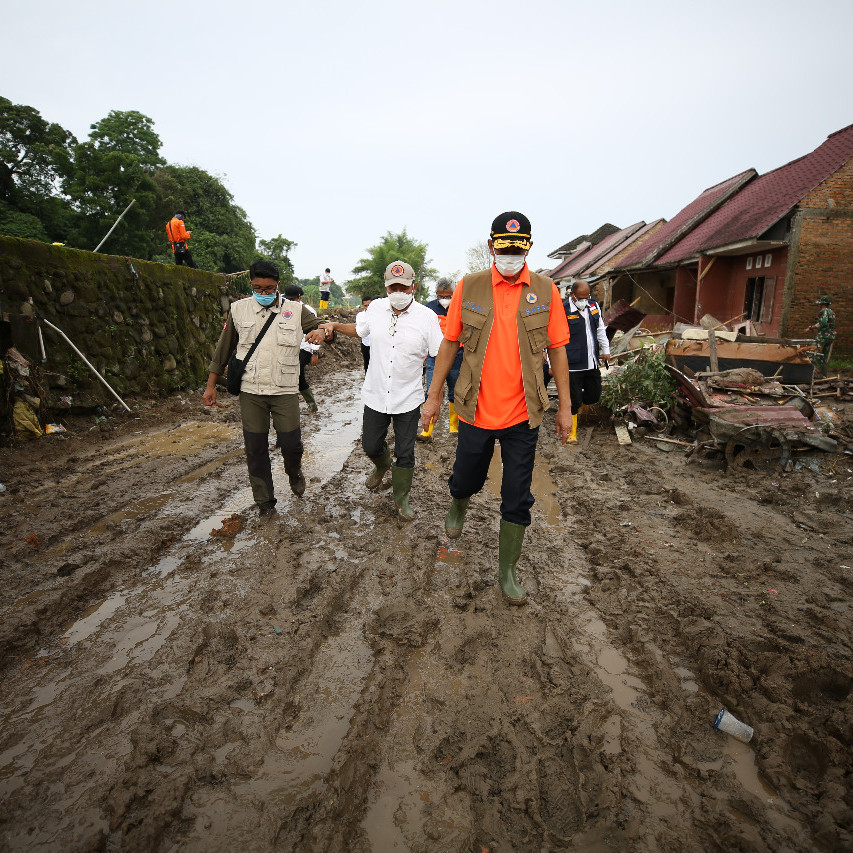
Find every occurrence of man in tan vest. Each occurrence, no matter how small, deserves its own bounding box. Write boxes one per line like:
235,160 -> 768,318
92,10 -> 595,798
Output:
203,259 -> 330,517
421,212 -> 573,604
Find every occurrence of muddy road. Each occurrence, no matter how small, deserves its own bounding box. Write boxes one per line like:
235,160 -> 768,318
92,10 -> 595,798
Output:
1,358 -> 852,851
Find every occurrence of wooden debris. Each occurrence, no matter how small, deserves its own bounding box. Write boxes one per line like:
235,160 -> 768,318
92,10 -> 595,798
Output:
614,423 -> 632,445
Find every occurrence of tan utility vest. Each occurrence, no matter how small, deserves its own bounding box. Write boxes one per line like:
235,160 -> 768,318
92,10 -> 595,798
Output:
454,270 -> 555,429
230,296 -> 302,395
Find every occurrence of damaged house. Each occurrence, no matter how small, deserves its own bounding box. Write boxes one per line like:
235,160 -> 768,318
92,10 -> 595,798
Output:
589,124 -> 853,351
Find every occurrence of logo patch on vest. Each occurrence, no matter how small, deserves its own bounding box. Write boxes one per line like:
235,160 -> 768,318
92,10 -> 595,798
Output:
282,310 -> 293,319
526,293 -> 537,303
506,219 -> 521,233
524,304 -> 548,316
462,300 -> 485,313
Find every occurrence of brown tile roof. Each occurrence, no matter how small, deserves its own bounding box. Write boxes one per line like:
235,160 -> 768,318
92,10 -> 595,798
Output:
656,124 -> 853,264
549,222 -> 648,280
613,170 -> 756,269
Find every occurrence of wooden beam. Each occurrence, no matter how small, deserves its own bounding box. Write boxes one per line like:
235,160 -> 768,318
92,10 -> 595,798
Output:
708,329 -> 719,372
698,256 -> 717,282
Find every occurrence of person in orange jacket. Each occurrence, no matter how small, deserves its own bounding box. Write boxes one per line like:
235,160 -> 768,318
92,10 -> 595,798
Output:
166,210 -> 196,268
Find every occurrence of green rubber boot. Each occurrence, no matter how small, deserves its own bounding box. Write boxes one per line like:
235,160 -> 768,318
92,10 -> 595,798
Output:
444,497 -> 470,539
365,447 -> 392,490
498,520 -> 528,606
302,387 -> 318,413
391,465 -> 416,522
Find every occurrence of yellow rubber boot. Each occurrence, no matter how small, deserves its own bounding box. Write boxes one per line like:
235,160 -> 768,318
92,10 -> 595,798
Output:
448,402 -> 459,434
319,299 -> 328,310
417,418 -> 434,442
566,414 -> 578,444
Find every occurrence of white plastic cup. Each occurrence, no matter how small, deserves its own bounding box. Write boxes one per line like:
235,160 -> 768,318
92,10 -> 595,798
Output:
714,708 -> 754,743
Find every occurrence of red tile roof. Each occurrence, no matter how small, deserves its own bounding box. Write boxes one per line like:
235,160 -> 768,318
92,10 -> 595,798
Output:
656,124 -> 853,264
613,170 -> 756,269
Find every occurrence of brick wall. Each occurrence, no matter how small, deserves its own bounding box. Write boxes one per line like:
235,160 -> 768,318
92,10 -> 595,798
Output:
785,211 -> 853,352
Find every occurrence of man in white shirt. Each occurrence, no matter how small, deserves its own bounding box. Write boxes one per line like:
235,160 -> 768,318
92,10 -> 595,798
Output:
319,268 -> 333,310
284,284 -> 320,413
309,261 -> 443,520
563,281 -> 610,443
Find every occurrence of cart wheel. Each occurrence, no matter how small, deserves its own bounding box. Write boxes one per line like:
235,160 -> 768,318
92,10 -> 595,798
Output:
725,427 -> 791,473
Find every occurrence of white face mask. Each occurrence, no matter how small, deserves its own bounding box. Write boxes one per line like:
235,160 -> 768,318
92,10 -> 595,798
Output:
493,254 -> 526,276
438,298 -> 451,308
573,298 -> 589,310
387,291 -> 413,311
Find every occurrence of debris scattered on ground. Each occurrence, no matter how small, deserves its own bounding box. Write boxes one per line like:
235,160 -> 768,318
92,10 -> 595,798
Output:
210,513 -> 242,538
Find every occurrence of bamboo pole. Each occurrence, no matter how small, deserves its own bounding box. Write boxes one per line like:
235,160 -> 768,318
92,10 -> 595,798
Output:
41,318 -> 131,412
94,199 -> 136,253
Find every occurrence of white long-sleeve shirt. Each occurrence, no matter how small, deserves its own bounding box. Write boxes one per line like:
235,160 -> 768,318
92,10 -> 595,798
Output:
355,297 -> 443,413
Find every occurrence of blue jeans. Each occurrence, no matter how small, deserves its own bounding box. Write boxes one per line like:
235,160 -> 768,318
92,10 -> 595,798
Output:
424,350 -> 463,402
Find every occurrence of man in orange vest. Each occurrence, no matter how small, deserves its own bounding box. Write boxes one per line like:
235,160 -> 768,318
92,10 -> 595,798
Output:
421,211 -> 572,606
166,210 -> 196,268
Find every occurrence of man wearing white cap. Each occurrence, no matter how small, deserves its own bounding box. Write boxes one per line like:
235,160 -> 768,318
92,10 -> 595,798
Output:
308,260 -> 443,520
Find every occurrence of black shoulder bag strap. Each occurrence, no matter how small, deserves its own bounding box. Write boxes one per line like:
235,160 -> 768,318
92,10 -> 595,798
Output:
240,308 -> 278,365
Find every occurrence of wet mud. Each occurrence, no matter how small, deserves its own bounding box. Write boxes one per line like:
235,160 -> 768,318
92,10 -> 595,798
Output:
1,359 -> 852,851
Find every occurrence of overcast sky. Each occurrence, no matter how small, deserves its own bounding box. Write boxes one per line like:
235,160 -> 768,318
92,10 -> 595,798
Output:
3,0 -> 852,288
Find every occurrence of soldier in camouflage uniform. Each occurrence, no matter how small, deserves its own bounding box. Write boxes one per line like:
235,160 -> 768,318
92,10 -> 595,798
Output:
810,296 -> 836,374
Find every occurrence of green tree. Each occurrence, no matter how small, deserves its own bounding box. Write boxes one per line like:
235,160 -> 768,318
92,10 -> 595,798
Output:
466,240 -> 491,273
66,142 -> 157,256
0,97 -> 76,242
258,234 -> 297,284
64,110 -> 164,256
0,97 -> 76,205
152,165 -> 256,272
347,229 -> 438,301
87,110 -> 163,171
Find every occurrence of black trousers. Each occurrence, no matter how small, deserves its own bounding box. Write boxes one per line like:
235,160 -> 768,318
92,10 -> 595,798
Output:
298,348 -> 312,392
362,405 -> 420,469
361,343 -> 371,373
174,250 -> 196,268
449,419 -> 539,526
569,368 -> 602,414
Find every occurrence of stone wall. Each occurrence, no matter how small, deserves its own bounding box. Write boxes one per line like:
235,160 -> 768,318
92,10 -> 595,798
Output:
0,237 -> 243,409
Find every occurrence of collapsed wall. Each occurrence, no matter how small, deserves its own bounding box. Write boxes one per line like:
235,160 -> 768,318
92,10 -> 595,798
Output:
0,237 -> 243,415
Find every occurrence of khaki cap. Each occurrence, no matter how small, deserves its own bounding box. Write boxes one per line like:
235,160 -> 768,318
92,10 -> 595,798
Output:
384,260 -> 415,286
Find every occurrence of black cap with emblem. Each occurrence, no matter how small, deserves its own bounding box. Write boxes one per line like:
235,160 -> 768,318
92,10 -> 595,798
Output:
490,211 -> 532,250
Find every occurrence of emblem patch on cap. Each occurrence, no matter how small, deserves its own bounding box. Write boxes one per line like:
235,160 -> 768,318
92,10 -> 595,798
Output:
282,310 -> 293,319
526,293 -> 537,303
506,219 -> 521,233
391,263 -> 405,277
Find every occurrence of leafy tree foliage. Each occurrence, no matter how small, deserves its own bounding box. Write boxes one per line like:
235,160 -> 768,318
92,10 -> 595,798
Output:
152,165 -> 256,272
466,240 -> 492,273
0,97 -> 76,205
88,110 -> 163,171
258,234 -> 297,284
0,96 -> 293,274
66,142 -> 158,256
348,229 -> 438,301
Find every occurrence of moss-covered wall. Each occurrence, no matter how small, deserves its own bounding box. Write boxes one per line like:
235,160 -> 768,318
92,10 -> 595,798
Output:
0,237 -> 243,407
